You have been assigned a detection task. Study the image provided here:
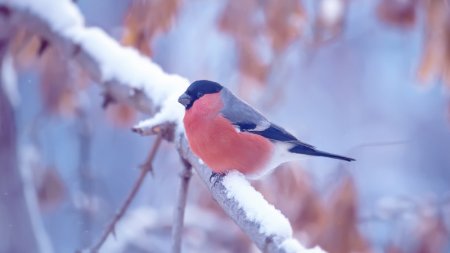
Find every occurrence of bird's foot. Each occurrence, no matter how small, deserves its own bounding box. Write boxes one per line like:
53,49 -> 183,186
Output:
209,172 -> 226,187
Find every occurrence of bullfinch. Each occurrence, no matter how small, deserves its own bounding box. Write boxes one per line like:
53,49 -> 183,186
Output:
178,80 -> 354,179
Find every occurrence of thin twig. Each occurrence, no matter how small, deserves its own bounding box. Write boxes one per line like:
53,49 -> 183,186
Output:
171,159 -> 192,253
76,107 -> 93,248
88,134 -> 163,253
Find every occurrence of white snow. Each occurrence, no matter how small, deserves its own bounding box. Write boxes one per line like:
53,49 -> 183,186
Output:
280,238 -> 305,253
102,207 -> 159,253
65,26 -> 189,124
65,27 -> 188,106
4,0 -> 189,130
373,196 -> 415,220
222,171 -> 293,238
5,0 -> 84,31
306,246 -> 327,253
320,0 -> 344,25
280,238 -> 326,253
1,53 -> 20,107
134,92 -> 186,135
223,173 -> 327,252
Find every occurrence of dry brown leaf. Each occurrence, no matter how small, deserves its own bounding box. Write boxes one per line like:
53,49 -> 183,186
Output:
218,0 -> 260,41
255,168 -> 372,252
377,0 -> 417,29
264,0 -> 306,52
219,0 -> 268,89
318,177 -> 371,253
38,47 -> 88,116
417,39 -> 441,84
105,102 -> 137,127
252,166 -> 327,246
11,29 -> 90,116
442,22 -> 450,87
219,0 -> 305,89
122,0 -> 181,56
39,47 -> 74,114
238,43 -> 269,85
415,212 -> 448,253
416,0 -> 450,85
34,166 -> 66,212
10,29 -> 42,69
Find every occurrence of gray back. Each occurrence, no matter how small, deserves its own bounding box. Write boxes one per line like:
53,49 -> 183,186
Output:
219,88 -> 270,131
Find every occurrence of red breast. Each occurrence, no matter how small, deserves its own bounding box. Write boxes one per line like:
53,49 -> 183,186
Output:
183,93 -> 273,175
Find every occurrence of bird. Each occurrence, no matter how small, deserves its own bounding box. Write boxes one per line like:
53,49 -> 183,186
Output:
178,80 -> 354,179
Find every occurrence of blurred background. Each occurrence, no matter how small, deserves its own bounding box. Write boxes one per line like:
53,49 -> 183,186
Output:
1,0 -> 450,252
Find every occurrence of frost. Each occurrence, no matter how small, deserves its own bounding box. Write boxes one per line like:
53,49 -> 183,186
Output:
222,171 -> 293,238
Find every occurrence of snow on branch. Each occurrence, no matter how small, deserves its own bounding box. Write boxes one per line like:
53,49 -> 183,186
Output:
0,1 -> 326,252
3,0 -> 188,130
178,138 -> 325,253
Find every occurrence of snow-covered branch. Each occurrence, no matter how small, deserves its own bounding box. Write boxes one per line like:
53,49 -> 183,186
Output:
2,0 -> 188,128
178,138 -> 325,253
0,1 -> 326,252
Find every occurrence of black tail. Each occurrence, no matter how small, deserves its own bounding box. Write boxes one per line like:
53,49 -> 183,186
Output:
289,144 -> 355,162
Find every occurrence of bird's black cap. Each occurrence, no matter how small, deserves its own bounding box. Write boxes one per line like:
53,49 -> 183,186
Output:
178,80 -> 223,109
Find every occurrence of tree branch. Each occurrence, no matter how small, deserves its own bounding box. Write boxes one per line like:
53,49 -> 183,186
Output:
171,159 -> 192,253
75,106 -> 94,248
0,1 -> 326,252
89,134 -> 163,253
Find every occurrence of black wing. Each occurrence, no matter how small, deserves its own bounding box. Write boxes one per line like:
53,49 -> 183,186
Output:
235,121 -> 315,148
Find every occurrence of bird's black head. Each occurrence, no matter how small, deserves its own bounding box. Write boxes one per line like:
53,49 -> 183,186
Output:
178,80 -> 223,109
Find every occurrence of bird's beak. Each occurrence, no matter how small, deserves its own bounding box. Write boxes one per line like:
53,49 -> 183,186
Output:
178,93 -> 191,107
